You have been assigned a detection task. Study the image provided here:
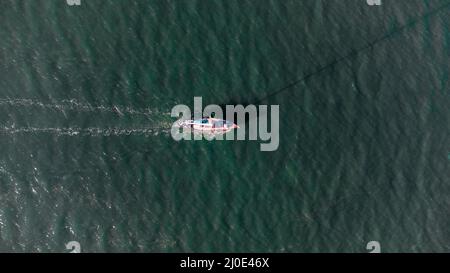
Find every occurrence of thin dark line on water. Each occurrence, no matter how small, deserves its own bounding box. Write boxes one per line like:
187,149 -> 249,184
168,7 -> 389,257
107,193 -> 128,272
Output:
254,2 -> 450,104
278,1 -> 450,159
270,2 -> 450,245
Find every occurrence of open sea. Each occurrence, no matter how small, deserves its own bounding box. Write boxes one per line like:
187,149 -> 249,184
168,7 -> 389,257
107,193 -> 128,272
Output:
0,0 -> 450,252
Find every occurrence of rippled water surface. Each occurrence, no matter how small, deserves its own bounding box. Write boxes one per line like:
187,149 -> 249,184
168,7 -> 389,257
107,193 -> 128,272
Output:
0,0 -> 450,252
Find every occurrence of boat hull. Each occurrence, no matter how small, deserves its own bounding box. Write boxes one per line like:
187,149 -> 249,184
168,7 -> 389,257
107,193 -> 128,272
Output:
179,118 -> 239,133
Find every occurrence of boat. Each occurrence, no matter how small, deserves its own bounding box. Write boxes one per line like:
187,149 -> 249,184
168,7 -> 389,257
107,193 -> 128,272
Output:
179,118 -> 239,133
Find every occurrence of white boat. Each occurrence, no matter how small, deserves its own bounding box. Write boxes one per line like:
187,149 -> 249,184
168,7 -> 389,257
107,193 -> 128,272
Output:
179,118 -> 239,133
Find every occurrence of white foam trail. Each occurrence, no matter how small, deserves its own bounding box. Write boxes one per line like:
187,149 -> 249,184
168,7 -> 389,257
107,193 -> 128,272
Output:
0,98 -> 170,116
0,126 -> 171,137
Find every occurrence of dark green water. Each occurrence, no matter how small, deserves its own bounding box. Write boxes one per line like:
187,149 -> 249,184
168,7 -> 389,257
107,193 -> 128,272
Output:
0,0 -> 450,252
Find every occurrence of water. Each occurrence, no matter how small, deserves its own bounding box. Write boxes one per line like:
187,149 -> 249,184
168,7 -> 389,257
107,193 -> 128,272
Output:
0,0 -> 450,252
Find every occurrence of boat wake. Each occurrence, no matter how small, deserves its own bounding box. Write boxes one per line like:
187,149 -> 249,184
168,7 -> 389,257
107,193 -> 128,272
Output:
0,98 -> 170,117
0,126 -> 172,137
0,98 -> 175,137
